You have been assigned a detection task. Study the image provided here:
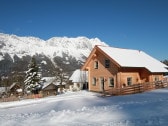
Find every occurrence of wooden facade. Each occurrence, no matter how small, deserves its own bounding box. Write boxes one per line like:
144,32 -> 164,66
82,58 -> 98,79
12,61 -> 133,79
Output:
42,83 -> 57,97
82,45 -> 167,92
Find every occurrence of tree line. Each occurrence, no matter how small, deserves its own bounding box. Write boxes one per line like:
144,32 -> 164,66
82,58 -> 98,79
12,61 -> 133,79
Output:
162,59 -> 168,66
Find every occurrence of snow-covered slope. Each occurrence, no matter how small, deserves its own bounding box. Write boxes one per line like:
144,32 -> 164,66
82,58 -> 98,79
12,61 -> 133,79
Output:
1,89 -> 168,126
0,33 -> 107,61
0,33 -> 107,76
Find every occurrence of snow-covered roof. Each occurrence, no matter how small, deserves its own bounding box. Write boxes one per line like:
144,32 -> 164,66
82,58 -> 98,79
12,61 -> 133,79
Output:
164,75 -> 168,78
41,77 -> 56,89
16,89 -> 23,93
41,77 -> 66,89
9,82 -> 20,90
69,69 -> 88,83
0,87 -> 6,93
98,45 -> 168,73
0,87 -> 10,94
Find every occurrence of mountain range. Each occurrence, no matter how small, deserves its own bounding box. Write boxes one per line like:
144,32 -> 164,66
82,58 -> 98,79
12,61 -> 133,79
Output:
0,33 -> 107,77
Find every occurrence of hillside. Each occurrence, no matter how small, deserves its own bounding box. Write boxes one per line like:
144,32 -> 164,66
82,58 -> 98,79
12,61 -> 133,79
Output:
0,33 -> 107,77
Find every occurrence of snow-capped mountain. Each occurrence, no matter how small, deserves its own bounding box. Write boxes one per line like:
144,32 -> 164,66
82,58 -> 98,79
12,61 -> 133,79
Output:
0,33 -> 107,76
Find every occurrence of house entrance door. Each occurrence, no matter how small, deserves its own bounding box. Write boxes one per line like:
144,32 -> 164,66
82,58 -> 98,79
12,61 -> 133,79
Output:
100,77 -> 104,92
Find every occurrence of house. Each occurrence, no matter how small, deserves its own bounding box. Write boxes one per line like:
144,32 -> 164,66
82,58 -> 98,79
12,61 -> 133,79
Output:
81,45 -> 168,92
69,69 -> 88,91
41,77 -> 58,97
9,82 -> 22,95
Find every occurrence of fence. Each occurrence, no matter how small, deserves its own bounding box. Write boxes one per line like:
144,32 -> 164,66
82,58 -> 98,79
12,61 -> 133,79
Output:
104,80 -> 168,96
0,94 -> 43,102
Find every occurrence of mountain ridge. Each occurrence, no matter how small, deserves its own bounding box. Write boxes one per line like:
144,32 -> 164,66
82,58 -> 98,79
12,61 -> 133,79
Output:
0,33 -> 107,60
0,33 -> 108,77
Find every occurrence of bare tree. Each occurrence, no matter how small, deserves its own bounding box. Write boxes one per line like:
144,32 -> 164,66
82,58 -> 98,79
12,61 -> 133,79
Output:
54,67 -> 69,93
12,72 -> 25,95
1,76 -> 10,96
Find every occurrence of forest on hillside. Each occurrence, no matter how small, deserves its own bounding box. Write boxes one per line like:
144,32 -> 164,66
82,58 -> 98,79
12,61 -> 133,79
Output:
162,59 -> 168,66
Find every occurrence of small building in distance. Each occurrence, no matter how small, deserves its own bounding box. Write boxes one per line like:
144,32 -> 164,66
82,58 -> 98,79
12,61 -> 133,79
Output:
41,77 -> 58,97
9,82 -> 22,96
69,69 -> 88,91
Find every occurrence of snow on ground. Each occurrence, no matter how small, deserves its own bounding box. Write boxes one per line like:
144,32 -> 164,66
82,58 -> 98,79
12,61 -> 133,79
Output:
0,89 -> 168,126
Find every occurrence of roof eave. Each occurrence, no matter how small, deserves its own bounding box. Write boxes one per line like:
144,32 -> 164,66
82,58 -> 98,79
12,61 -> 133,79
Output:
81,46 -> 98,70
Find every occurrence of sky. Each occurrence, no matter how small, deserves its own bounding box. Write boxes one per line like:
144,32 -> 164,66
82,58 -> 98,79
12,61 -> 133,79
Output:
0,0 -> 168,61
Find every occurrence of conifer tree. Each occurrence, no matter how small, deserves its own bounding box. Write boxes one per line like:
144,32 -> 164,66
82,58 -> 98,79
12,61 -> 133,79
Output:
24,56 -> 41,94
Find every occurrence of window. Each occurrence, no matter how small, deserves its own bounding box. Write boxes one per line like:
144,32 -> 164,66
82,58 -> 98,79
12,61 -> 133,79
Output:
127,77 -> 132,86
105,59 -> 110,68
154,76 -> 159,81
94,61 -> 98,69
92,77 -> 96,86
108,77 -> 114,87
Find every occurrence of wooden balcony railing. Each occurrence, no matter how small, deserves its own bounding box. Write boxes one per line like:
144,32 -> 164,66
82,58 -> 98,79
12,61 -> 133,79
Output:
104,80 -> 168,96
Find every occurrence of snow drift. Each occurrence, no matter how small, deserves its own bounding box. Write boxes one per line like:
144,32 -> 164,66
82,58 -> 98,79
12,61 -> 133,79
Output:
0,88 -> 168,126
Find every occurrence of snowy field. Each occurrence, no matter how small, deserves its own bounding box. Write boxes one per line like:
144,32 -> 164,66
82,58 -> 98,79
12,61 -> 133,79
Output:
1,89 -> 168,126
